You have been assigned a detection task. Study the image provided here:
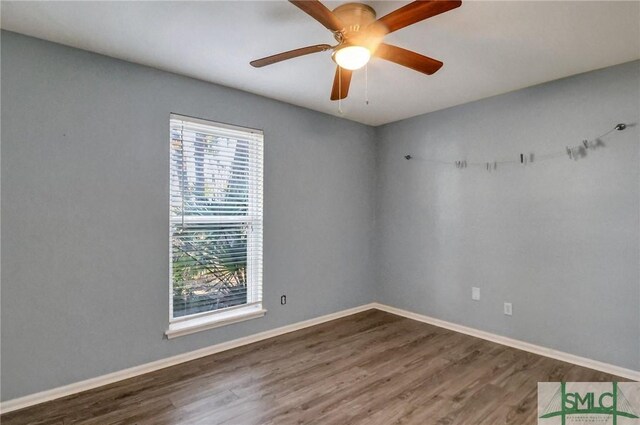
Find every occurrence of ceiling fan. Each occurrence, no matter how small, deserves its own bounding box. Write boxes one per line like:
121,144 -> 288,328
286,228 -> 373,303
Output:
250,0 -> 462,101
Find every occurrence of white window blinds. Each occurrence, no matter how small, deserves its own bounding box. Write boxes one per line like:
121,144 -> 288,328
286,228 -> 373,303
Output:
170,114 -> 263,321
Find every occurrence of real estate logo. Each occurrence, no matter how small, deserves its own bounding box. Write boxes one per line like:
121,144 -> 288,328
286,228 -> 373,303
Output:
538,382 -> 640,425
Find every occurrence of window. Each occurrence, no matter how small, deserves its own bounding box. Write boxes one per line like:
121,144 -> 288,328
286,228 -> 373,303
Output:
166,114 -> 264,338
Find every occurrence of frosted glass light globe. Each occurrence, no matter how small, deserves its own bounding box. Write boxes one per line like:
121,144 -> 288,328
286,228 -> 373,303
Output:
333,46 -> 371,70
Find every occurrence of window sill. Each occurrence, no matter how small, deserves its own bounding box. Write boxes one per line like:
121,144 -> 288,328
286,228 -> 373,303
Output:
165,305 -> 267,339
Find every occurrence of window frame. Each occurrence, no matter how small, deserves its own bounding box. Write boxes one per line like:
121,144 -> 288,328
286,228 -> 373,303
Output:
166,114 -> 265,338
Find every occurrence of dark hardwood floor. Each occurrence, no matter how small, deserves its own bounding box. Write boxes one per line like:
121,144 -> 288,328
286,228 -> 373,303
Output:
1,309 -> 626,425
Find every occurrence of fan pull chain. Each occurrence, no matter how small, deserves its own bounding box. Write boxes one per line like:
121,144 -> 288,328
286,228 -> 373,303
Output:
338,66 -> 344,115
365,64 -> 369,105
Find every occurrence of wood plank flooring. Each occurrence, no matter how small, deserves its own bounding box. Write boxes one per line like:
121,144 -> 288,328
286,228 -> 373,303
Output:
1,309 -> 627,425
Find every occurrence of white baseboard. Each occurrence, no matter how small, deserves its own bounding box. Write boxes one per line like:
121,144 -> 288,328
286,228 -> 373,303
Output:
371,302 -> 640,382
0,303 -> 378,414
3,302 -> 638,414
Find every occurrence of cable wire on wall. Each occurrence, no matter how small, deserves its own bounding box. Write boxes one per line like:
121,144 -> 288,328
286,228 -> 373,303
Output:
403,123 -> 629,171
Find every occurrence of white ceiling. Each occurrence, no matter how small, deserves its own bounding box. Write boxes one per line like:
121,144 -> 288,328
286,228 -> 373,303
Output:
1,1 -> 639,126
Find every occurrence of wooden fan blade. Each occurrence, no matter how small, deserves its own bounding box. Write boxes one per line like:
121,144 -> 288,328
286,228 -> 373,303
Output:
330,66 -> 352,100
289,0 -> 345,32
374,43 -> 443,75
250,44 -> 332,68
376,0 -> 461,34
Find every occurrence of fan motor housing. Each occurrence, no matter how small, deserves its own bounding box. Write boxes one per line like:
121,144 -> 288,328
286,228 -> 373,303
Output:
332,3 -> 377,40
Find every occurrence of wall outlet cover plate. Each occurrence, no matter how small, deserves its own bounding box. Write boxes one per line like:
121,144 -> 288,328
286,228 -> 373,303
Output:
472,287 -> 480,301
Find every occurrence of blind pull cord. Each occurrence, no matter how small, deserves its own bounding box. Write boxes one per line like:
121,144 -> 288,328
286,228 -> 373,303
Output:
180,123 -> 185,229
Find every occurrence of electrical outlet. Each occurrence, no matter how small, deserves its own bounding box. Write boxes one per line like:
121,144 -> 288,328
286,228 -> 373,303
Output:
504,302 -> 512,316
280,295 -> 287,305
472,287 -> 480,301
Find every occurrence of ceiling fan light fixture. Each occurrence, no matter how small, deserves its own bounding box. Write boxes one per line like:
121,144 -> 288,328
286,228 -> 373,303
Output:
333,45 -> 371,70
251,0 -> 462,100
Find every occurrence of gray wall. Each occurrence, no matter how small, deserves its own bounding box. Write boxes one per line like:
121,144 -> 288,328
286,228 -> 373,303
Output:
375,60 -> 640,371
2,30 -> 639,403
0,31 -> 377,401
